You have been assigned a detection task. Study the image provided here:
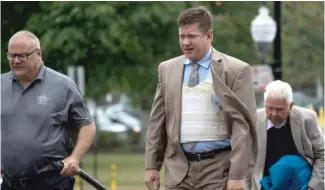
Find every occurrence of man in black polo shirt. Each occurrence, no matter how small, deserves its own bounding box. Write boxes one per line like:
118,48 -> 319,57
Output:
1,30 -> 97,189
248,80 -> 324,190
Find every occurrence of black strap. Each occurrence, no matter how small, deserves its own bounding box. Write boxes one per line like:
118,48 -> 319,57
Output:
185,146 -> 231,161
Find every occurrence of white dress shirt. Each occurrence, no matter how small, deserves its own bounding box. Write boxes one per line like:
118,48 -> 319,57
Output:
267,119 -> 288,130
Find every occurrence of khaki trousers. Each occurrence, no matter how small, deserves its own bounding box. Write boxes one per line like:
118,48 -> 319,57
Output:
165,150 -> 231,190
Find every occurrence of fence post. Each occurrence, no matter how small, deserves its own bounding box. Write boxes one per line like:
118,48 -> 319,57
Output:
319,106 -> 324,130
111,164 -> 117,190
75,175 -> 82,190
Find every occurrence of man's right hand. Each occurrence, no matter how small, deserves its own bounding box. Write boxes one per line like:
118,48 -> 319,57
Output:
145,169 -> 160,190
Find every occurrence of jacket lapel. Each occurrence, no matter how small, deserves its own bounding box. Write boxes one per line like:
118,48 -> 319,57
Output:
289,106 -> 305,156
210,48 -> 225,87
171,57 -> 185,142
210,48 -> 230,114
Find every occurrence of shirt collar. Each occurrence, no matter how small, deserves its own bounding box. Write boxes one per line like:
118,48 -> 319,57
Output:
267,119 -> 287,130
9,71 -> 16,80
10,62 -> 46,81
184,47 -> 212,69
35,63 -> 46,80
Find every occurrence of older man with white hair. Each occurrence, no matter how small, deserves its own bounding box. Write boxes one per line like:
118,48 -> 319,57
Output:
248,80 -> 324,190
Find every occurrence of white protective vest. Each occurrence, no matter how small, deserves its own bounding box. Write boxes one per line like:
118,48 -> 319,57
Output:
180,70 -> 228,143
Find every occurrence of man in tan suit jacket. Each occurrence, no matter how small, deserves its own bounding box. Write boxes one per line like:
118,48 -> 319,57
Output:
249,80 -> 324,190
145,6 -> 257,190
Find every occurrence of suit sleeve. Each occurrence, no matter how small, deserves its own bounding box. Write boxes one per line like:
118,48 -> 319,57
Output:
145,63 -> 167,171
306,111 -> 324,190
228,64 -> 257,180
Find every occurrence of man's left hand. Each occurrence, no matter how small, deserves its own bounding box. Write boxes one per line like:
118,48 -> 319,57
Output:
60,156 -> 80,176
308,187 -> 313,190
227,179 -> 244,190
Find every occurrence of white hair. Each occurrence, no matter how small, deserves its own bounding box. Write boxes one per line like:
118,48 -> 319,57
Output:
264,80 -> 293,104
9,30 -> 41,49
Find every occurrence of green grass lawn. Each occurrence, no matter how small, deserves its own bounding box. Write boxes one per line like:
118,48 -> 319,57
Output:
80,152 -> 164,186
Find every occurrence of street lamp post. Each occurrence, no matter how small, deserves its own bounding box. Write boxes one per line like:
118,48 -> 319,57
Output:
273,1 -> 282,80
251,4 -> 281,80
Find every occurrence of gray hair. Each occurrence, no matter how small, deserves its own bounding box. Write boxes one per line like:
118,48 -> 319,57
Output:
264,80 -> 293,104
9,30 -> 41,49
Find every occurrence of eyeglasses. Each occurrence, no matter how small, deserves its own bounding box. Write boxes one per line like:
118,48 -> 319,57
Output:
6,49 -> 38,61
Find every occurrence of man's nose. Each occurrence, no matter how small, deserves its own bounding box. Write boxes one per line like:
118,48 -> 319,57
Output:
271,110 -> 278,116
182,38 -> 190,46
13,56 -> 21,63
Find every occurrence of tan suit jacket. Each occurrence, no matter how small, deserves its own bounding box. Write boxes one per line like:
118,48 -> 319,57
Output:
145,48 -> 257,186
250,106 -> 324,190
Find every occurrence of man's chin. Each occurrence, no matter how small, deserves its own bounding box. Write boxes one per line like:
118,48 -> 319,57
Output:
14,72 -> 24,77
184,54 -> 199,61
13,71 -> 27,79
271,120 -> 284,126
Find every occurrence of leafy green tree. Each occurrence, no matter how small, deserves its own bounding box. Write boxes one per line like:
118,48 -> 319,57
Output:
1,1 -> 323,109
281,1 -> 324,87
1,1 -> 41,74
23,2 -> 190,108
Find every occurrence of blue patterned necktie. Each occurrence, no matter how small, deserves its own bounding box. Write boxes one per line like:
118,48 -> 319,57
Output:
187,62 -> 199,87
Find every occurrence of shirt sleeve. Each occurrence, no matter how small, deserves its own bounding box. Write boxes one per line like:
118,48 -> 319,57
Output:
66,80 -> 94,128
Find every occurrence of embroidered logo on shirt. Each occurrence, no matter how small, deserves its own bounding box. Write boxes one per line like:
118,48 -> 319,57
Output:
37,94 -> 50,106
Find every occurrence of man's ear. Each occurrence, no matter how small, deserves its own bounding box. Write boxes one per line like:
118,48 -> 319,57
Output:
38,49 -> 42,57
206,30 -> 213,42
